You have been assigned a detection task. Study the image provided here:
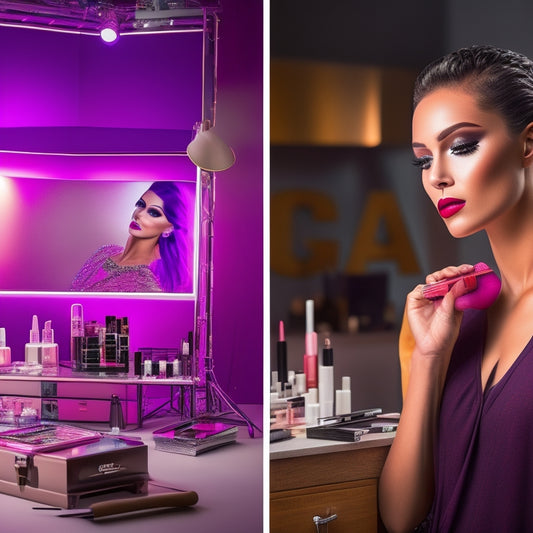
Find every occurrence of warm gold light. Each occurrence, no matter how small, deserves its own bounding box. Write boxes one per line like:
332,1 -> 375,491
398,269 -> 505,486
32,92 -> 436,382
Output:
271,59 -> 416,147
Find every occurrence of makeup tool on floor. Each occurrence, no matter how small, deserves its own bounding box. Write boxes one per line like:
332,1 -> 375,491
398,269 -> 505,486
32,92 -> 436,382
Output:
48,491 -> 199,519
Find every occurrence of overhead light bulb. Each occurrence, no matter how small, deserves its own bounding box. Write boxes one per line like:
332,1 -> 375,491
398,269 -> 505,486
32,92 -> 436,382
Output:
100,10 -> 119,45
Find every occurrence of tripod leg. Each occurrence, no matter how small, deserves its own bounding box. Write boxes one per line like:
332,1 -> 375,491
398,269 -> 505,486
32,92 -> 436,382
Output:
206,371 -> 262,438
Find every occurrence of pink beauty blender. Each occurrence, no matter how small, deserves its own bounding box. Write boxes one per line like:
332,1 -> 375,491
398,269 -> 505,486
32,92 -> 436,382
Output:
422,262 -> 501,310
455,262 -> 501,310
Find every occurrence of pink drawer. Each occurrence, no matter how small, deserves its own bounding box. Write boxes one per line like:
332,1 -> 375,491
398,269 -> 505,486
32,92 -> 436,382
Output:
0,380 -> 41,396
56,398 -> 137,424
56,382 -> 137,401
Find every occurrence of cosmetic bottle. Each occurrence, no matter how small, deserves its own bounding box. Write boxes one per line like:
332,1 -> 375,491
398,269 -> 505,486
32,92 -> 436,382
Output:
0,328 -> 11,366
335,376 -> 352,415
303,300 -> 318,389
271,370 -> 279,392
304,331 -> 318,389
318,338 -> 334,418
173,356 -> 182,378
288,370 -> 296,386
70,303 -> 84,371
277,320 -> 288,388
181,339 -> 190,377
41,320 -> 59,376
104,315 -> 119,367
166,360 -> 173,378
25,314 -> 42,364
304,388 -> 320,426
143,358 -> 152,377
295,372 -> 307,395
134,351 -> 143,377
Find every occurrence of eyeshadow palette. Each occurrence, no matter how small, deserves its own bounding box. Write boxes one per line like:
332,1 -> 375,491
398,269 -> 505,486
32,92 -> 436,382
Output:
0,423 -> 100,453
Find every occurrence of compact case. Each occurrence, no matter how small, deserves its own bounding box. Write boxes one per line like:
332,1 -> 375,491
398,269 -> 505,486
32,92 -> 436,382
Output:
0,430 -> 148,508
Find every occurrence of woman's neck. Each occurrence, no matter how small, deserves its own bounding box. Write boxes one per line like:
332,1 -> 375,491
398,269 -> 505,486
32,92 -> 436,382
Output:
487,178 -> 533,301
115,237 -> 160,266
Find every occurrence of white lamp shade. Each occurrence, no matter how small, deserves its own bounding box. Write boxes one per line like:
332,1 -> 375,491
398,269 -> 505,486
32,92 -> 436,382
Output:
187,126 -> 236,172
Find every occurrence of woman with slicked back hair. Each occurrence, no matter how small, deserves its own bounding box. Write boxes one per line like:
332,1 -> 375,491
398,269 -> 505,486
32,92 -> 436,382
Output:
379,45 -> 533,533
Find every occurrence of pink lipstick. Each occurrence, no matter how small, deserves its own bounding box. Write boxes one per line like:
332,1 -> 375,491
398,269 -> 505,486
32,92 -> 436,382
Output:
129,221 -> 141,230
438,197 -> 465,218
422,266 -> 492,300
304,299 -> 318,390
422,261 -> 501,310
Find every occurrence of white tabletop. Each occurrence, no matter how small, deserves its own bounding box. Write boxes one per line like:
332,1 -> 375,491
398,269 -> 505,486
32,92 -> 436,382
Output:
270,429 -> 395,460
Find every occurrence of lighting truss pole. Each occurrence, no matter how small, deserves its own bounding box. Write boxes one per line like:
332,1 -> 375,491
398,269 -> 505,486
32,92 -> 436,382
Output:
193,7 -> 260,437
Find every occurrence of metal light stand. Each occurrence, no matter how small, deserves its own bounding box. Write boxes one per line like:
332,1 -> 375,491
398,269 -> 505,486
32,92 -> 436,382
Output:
195,170 -> 260,437
192,9 -> 260,438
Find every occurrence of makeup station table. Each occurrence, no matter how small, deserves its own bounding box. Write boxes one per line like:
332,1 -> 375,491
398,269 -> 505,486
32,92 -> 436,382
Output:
270,432 -> 394,533
0,404 -> 263,533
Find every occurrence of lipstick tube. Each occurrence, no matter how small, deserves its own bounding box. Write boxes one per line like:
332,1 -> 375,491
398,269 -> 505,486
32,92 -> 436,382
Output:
318,338 -> 334,418
422,266 -> 493,300
304,299 -> 318,389
304,331 -> 318,389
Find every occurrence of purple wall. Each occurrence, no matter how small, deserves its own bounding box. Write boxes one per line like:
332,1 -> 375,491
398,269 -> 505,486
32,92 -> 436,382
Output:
214,1 -> 264,404
0,1 -> 264,404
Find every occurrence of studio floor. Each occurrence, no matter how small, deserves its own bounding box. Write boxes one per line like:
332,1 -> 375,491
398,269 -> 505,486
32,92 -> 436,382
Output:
0,404 -> 264,533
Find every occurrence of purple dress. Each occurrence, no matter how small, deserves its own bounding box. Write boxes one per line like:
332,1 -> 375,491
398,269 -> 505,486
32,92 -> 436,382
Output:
427,309 -> 533,532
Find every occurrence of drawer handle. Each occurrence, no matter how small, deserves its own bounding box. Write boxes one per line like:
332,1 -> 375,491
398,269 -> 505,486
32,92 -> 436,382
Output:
313,513 -> 337,532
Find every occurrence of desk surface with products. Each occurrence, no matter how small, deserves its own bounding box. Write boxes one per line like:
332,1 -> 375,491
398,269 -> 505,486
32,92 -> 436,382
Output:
0,404 -> 263,533
270,432 -> 394,533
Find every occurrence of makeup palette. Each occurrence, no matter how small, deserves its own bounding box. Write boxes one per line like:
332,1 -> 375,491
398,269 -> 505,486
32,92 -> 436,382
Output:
422,262 -> 501,310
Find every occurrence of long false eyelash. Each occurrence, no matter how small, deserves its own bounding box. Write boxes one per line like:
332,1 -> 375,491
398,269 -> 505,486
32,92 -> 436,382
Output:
412,155 -> 432,170
450,140 -> 479,156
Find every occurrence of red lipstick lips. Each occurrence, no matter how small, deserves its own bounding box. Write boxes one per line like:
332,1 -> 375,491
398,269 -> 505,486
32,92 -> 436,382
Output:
438,197 -> 465,218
